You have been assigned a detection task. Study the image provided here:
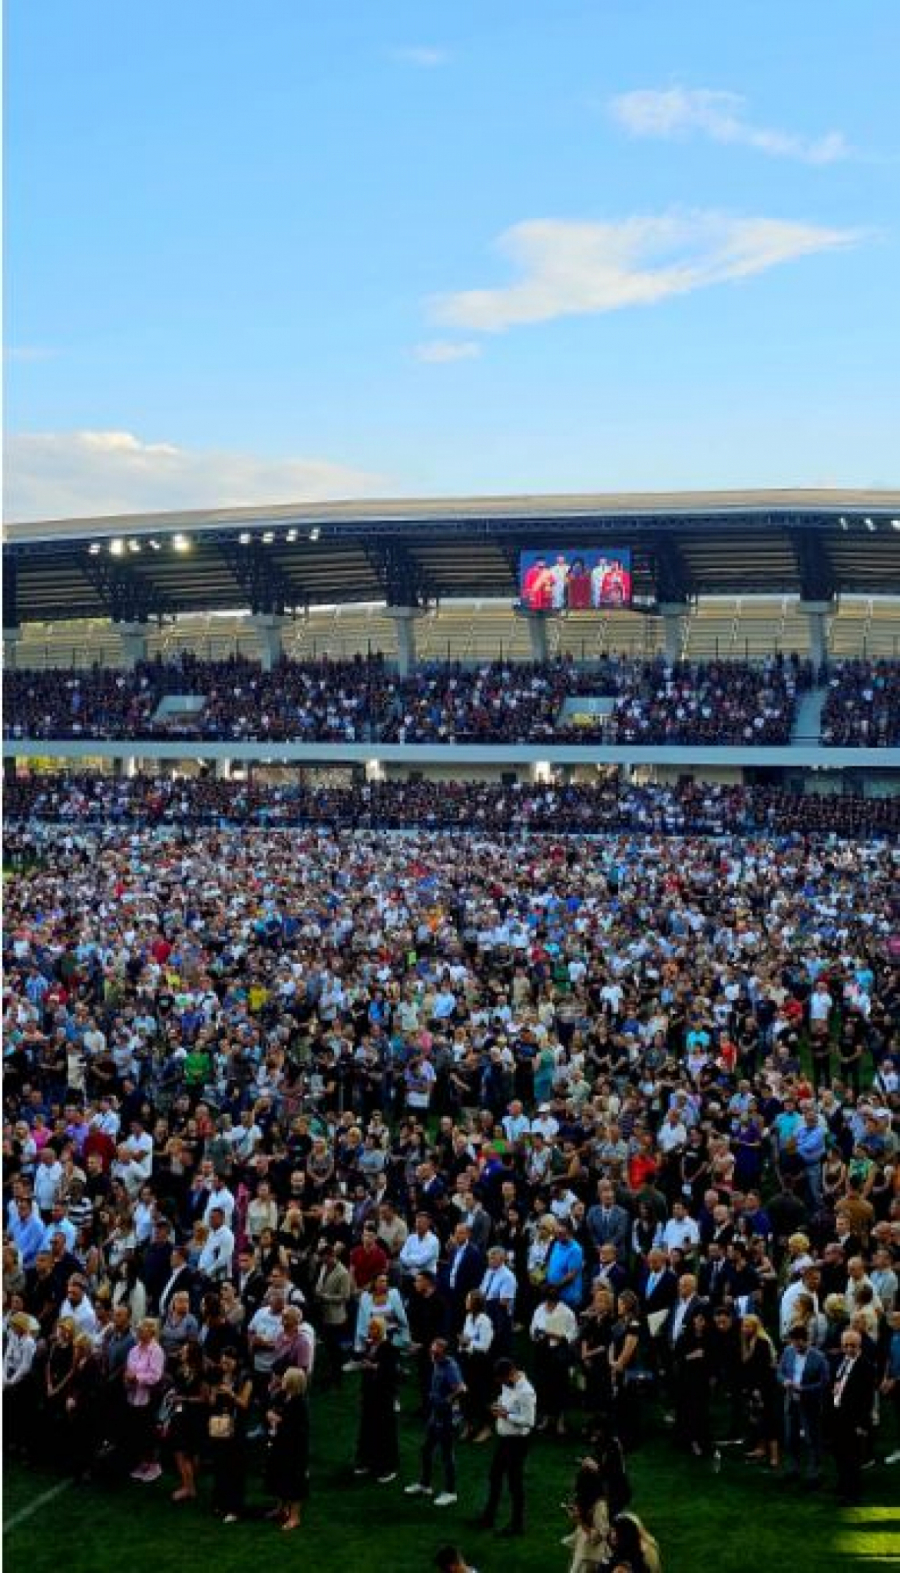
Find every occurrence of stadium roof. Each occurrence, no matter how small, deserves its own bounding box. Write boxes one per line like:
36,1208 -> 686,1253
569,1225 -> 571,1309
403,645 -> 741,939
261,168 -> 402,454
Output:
5,488 -> 900,625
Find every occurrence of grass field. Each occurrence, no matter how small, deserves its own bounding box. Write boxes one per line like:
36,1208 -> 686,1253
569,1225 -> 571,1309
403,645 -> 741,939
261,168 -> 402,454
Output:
5,1376 -> 900,1573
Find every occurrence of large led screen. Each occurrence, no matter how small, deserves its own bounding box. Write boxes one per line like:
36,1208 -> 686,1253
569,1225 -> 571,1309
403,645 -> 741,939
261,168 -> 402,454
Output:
519,547 -> 633,610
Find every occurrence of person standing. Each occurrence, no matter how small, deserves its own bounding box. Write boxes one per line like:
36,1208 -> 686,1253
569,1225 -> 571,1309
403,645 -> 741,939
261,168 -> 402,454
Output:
405,1337 -> 466,1508
264,1367 -> 310,1531
777,1324 -> 830,1486
354,1317 -> 400,1484
476,1356 -> 536,1538
831,1328 -> 876,1504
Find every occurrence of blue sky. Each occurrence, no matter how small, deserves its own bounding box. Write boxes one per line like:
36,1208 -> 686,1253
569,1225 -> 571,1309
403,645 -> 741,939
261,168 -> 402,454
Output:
5,0 -> 899,518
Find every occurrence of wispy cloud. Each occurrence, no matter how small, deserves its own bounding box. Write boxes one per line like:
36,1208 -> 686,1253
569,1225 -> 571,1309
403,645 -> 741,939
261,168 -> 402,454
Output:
413,339 -> 482,363
610,88 -> 849,165
4,430 -> 386,521
4,345 -> 58,363
390,45 -> 450,68
431,212 -> 861,334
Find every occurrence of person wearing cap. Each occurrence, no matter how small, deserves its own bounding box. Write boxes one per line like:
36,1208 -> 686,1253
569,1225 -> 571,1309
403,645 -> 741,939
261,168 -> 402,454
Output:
777,1323 -> 830,1485
476,1356 -> 536,1537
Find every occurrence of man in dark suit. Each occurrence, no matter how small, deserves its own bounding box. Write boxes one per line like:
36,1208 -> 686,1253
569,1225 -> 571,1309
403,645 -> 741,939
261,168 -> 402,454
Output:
830,1328 -> 877,1503
586,1180 -> 631,1265
233,1245 -> 267,1319
441,1223 -> 486,1330
141,1217 -> 174,1312
158,1245 -> 198,1316
663,1272 -> 701,1408
638,1249 -> 679,1319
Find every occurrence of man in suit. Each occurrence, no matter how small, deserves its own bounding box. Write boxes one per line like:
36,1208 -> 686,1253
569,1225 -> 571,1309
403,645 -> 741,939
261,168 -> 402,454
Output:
158,1245 -> 197,1316
441,1223 -> 486,1330
777,1323 -> 830,1484
662,1272 -> 701,1412
586,1180 -> 631,1265
830,1328 -> 877,1504
639,1249 -> 679,1317
233,1244 -> 267,1319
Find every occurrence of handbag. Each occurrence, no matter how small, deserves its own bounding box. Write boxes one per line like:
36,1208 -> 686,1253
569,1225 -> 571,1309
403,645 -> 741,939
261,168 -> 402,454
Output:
209,1413 -> 235,1440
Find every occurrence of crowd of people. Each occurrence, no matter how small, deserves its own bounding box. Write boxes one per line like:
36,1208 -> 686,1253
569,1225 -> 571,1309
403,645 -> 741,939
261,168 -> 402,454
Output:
3,818 -> 900,1567
8,651 -> 896,746
5,772 -> 900,840
821,660 -> 900,748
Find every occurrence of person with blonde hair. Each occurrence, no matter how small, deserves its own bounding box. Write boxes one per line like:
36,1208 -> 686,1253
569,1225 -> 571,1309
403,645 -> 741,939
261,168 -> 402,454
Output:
740,1314 -> 780,1468
265,1366 -> 310,1531
354,1316 -> 400,1484
125,1316 -> 166,1481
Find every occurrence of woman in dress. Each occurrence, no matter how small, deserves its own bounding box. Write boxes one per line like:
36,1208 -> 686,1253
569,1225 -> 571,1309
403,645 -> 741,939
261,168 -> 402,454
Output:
265,1366 -> 310,1531
740,1314 -> 780,1469
166,1341 -> 208,1502
609,1291 -> 643,1452
207,1345 -> 253,1522
354,1318 -> 400,1483
579,1285 -> 617,1427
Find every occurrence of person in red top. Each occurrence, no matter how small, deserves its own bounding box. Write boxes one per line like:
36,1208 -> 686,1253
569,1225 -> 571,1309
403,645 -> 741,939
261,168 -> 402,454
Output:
566,558 -> 592,610
349,1224 -> 389,1294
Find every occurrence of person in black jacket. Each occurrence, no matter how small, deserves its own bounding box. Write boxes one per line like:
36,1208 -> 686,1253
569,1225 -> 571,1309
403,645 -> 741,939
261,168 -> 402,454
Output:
831,1328 -> 877,1504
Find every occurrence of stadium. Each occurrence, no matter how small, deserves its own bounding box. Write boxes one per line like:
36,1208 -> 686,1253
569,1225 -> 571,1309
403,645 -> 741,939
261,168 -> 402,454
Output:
3,485 -> 900,1573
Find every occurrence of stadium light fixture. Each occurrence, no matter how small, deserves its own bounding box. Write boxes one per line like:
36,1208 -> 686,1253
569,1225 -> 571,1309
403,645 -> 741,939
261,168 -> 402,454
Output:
238,531 -> 252,545
148,538 -> 161,551
309,526 -> 321,542
839,517 -> 848,530
892,519 -> 900,531
172,533 -> 191,552
88,542 -> 102,555
109,538 -> 125,556
262,530 -> 275,544
286,529 -> 298,542
865,517 -> 876,531
128,539 -> 142,553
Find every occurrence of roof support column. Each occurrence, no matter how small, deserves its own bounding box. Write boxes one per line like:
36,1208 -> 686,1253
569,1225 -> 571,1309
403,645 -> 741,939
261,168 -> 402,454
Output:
658,602 -> 688,663
250,613 -> 285,672
118,620 -> 149,669
515,608 -> 550,663
389,606 -> 423,678
3,625 -> 21,670
799,600 -> 832,674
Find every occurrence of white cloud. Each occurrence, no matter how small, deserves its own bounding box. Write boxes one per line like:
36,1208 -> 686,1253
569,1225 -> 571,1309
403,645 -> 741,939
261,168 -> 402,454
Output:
4,430 -> 387,521
4,345 -> 58,363
413,339 -> 482,363
431,211 -> 861,333
610,87 -> 849,164
391,45 -> 450,68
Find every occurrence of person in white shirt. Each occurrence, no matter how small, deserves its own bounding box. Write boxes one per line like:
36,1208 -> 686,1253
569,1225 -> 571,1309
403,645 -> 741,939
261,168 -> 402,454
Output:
529,1286 -> 578,1437
661,1202 -> 700,1257
458,1289 -> 495,1441
398,1214 -> 441,1282
197,1207 -> 235,1282
202,1179 -> 236,1228
34,1149 -> 63,1216
478,1357 -> 536,1535
58,1276 -> 98,1335
479,1249 -> 517,1358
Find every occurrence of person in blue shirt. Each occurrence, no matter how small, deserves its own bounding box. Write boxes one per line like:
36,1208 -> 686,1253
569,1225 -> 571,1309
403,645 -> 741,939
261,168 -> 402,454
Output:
544,1218 -> 584,1308
404,1339 -> 466,1507
8,1196 -> 46,1269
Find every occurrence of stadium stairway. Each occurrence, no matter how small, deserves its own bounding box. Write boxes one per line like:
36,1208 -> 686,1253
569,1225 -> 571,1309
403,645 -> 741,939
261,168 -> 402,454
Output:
791,686 -> 828,744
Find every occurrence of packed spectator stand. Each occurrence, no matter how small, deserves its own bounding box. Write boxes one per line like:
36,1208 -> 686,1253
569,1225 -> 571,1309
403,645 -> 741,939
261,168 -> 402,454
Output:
1,651 -> 861,746
5,773 -> 900,838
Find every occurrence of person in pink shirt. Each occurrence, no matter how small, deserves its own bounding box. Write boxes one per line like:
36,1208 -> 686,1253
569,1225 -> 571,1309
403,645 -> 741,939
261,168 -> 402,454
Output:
126,1316 -> 166,1482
